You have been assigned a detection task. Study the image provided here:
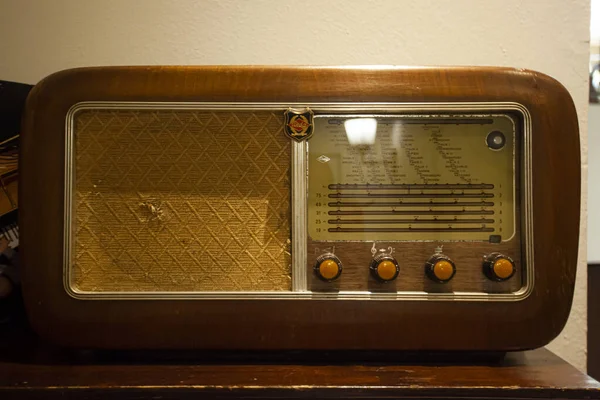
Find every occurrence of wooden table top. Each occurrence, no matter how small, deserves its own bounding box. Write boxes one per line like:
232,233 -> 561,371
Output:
1,317 -> 599,400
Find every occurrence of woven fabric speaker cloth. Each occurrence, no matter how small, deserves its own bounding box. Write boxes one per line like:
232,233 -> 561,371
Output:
70,109 -> 291,293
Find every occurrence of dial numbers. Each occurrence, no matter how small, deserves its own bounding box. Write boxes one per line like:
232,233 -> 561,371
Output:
308,115 -> 515,242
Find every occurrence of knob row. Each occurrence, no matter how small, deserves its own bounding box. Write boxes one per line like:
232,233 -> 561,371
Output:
314,252 -> 515,283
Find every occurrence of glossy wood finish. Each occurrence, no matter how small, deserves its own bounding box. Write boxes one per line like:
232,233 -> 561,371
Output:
20,66 -> 580,350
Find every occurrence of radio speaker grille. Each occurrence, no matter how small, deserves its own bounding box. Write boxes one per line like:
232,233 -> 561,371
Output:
70,109 -> 291,293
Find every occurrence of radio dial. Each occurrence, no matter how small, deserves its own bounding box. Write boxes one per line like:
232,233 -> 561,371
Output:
314,254 -> 342,282
370,254 -> 400,282
425,255 -> 456,283
483,253 -> 515,281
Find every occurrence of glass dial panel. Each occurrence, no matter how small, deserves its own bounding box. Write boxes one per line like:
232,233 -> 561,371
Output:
307,114 -> 516,242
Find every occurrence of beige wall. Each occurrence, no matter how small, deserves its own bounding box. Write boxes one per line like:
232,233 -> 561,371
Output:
0,0 -> 589,370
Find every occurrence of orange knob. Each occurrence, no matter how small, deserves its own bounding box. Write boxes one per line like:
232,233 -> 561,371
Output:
483,253 -> 515,281
314,255 -> 342,282
370,255 -> 400,282
425,256 -> 456,283
433,260 -> 455,281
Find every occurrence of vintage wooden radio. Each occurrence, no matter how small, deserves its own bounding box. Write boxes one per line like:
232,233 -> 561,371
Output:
20,66 -> 580,351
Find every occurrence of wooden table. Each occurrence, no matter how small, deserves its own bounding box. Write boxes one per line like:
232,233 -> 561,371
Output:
1,316 -> 599,400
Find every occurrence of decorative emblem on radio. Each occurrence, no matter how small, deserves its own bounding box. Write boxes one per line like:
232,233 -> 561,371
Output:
284,107 -> 314,141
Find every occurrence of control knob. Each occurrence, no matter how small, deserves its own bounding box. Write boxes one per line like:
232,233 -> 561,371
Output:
425,255 -> 456,283
314,253 -> 343,282
370,254 -> 400,282
483,253 -> 515,281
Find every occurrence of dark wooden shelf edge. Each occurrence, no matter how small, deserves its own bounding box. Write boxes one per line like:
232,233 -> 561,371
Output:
2,386 -> 600,400
1,315 -> 599,399
1,348 -> 600,400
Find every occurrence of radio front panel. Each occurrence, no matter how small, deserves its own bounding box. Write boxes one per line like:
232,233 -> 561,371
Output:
21,67 -> 579,351
65,102 -> 531,301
